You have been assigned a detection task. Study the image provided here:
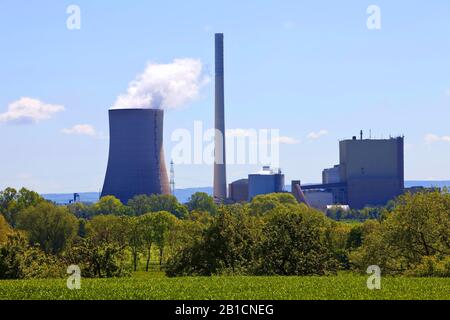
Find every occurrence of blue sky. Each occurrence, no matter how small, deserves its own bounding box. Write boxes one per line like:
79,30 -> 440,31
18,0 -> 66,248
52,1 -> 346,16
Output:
0,0 -> 449,193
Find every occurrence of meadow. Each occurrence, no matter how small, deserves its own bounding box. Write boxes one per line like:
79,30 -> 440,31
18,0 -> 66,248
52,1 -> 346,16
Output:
0,272 -> 449,300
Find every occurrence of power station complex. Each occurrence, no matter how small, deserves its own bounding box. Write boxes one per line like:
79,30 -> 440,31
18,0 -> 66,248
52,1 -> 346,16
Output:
101,33 -> 406,210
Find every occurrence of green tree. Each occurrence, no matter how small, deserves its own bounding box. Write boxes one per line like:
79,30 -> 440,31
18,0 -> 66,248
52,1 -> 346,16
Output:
127,194 -> 151,216
92,196 -> 126,216
186,192 -> 217,215
248,193 -> 298,216
125,217 -> 144,271
257,206 -> 337,275
67,202 -> 92,219
0,187 -> 44,226
139,213 -> 156,271
350,191 -> 450,275
0,232 -> 63,279
0,214 -> 12,244
66,237 -> 130,278
16,202 -> 78,255
87,215 -> 129,247
149,211 -> 178,267
166,205 -> 262,276
152,194 -> 187,218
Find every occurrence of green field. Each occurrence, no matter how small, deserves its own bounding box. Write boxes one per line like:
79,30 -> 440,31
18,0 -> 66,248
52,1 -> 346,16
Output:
0,272 -> 449,300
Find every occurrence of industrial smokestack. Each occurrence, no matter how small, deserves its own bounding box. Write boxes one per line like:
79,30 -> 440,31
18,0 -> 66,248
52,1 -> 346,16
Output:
214,33 -> 227,201
101,108 -> 170,204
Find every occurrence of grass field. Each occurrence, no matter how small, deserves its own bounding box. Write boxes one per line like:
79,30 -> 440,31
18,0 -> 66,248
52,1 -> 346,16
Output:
0,272 -> 449,300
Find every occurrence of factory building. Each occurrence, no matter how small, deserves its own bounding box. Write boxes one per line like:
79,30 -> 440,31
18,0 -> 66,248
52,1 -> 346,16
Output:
228,179 -> 249,203
340,136 -> 404,209
322,165 -> 341,184
101,108 -> 170,205
301,135 -> 405,209
303,190 -> 334,211
248,166 -> 285,201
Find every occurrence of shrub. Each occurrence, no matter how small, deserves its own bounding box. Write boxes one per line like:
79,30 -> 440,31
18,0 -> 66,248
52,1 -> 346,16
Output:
0,232 -> 64,279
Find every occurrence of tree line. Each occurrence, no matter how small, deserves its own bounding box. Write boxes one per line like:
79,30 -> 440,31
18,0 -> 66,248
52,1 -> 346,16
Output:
0,187 -> 449,279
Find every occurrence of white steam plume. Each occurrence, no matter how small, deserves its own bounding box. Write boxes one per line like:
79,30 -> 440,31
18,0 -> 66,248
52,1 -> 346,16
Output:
112,58 -> 209,110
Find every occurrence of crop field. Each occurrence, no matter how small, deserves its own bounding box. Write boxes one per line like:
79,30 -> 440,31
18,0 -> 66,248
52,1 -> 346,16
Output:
0,272 -> 449,300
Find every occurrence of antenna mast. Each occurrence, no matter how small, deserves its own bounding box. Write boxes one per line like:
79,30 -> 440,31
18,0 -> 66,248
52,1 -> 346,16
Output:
170,159 -> 175,195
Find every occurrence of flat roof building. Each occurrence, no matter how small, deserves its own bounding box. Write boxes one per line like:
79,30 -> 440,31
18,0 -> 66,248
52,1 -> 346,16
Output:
248,167 -> 285,201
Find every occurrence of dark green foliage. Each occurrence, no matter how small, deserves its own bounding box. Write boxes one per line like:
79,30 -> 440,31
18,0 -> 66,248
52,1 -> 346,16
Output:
248,193 -> 298,216
16,202 -> 78,255
65,238 -> 130,278
166,205 -> 261,276
127,194 -> 188,218
346,225 -> 363,249
185,192 -> 217,215
350,191 -> 450,276
0,187 -> 45,226
256,206 -> 337,275
92,196 -> 127,216
0,232 -> 64,279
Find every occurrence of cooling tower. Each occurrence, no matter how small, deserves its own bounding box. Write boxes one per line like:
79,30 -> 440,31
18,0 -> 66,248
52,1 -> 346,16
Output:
214,33 -> 227,201
101,108 -> 170,204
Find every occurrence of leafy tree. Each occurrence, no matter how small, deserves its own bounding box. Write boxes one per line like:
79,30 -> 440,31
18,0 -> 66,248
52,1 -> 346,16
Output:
248,193 -> 298,216
186,192 -> 217,215
67,202 -> 92,219
87,215 -> 128,247
125,217 -> 144,271
150,211 -> 178,267
0,214 -> 12,244
166,205 -> 262,276
127,195 -> 151,216
16,202 -> 78,255
350,191 -> 450,275
0,187 -> 44,226
0,232 -> 63,279
92,196 -> 126,216
66,237 -> 130,278
256,206 -> 337,275
139,213 -> 157,271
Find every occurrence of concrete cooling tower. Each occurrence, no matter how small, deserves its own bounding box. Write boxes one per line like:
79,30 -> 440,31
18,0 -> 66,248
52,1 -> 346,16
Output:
101,108 -> 170,204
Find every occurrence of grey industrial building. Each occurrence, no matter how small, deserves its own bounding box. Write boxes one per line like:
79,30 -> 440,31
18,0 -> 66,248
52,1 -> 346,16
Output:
302,135 -> 404,209
101,108 -> 170,205
248,167 -> 285,201
228,179 -> 249,203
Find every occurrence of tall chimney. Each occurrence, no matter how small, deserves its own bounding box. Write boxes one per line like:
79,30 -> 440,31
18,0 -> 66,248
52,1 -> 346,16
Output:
213,33 -> 227,201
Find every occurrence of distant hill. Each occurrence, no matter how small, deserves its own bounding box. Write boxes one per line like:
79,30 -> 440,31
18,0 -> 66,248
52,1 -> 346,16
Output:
42,181 -> 449,205
42,187 -> 213,205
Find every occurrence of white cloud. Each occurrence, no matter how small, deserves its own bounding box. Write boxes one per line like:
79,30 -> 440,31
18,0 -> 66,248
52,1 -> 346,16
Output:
0,97 -> 64,124
62,124 -> 96,136
425,133 -> 450,144
307,130 -> 329,140
112,58 -> 210,110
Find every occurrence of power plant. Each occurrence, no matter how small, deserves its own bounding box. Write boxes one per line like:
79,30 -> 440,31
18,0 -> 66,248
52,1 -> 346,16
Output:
101,108 -> 170,204
99,34 -> 409,211
213,33 -> 227,202
300,135 -> 405,210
